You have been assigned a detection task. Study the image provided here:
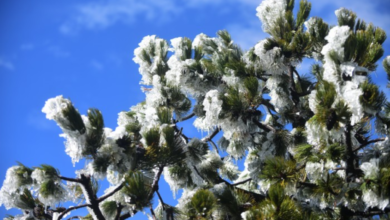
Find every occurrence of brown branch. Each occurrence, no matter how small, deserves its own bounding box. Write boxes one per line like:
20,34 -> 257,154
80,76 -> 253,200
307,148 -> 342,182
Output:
78,174 -> 105,220
150,205 -> 157,220
261,99 -> 277,113
231,178 -> 252,186
344,124 -> 355,182
172,125 -> 189,143
147,166 -> 165,200
97,182 -> 125,203
58,175 -> 80,183
114,203 -> 124,220
209,140 -> 219,154
288,65 -> 296,91
346,207 -> 390,217
56,204 -> 89,220
332,167 -> 346,171
66,216 -> 83,220
201,127 -> 221,142
156,190 -> 166,210
298,181 -> 317,188
119,210 -> 137,220
178,112 -> 195,122
192,165 -> 208,184
252,118 -> 276,132
353,138 -> 386,152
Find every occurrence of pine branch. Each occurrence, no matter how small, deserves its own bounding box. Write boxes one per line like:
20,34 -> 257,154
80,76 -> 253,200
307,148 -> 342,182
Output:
78,174 -> 105,220
178,112 -> 195,122
156,190 -> 166,210
147,166 -> 165,200
346,207 -> 390,217
192,165 -> 209,184
289,65 -> 296,92
352,138 -> 386,152
209,140 -> 219,154
173,125 -> 189,143
201,127 -> 221,142
298,181 -> 317,188
344,124 -> 355,182
97,182 -> 125,203
58,175 -> 80,183
56,204 -> 89,220
252,118 -> 276,132
149,205 -> 157,220
231,178 -> 252,186
261,99 -> 277,113
66,216 -> 83,220
114,203 -> 124,220
119,210 -> 137,220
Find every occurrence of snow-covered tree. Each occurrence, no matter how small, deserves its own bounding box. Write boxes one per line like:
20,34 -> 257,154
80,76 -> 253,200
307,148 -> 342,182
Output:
2,0 -> 390,219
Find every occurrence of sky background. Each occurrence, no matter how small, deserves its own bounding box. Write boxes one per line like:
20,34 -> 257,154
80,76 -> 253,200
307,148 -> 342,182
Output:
1,0 -> 390,219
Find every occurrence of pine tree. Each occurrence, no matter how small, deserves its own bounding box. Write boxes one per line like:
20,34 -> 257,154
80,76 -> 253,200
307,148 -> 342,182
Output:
1,0 -> 390,219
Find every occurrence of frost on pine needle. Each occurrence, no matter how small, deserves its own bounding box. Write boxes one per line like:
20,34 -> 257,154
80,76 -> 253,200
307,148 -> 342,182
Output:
256,0 -> 287,33
0,166 -> 32,209
42,95 -> 69,121
133,35 -> 169,85
360,158 -> 380,180
169,37 -> 188,60
321,26 -> 350,85
245,150 -> 263,182
31,167 -> 68,207
4,0 -> 390,218
305,162 -> 323,183
321,26 -> 350,62
304,17 -> 317,32
194,90 -> 222,131
254,40 -> 285,74
363,190 -> 389,210
341,82 -> 363,125
219,157 -> 240,180
192,33 -> 208,49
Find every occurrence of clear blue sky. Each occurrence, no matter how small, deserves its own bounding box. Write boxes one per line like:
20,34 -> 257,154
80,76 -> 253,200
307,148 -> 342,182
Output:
1,0 -> 389,219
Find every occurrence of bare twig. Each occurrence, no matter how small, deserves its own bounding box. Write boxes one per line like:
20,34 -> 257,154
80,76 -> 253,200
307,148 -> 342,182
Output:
97,182 -> 124,203
344,124 -> 354,182
57,204 -> 89,220
252,118 -> 276,132
58,175 -> 80,183
156,190 -> 166,210
147,166 -> 165,200
353,138 -> 386,152
231,178 -> 252,186
209,140 -> 219,154
201,127 -> 221,142
178,112 -> 195,122
192,165 -> 208,184
119,210 -> 137,220
150,205 -> 157,220
114,203 -> 124,220
66,216 -> 83,220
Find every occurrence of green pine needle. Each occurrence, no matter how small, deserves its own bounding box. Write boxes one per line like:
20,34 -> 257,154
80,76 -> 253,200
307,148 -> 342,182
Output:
61,101 -> 86,134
